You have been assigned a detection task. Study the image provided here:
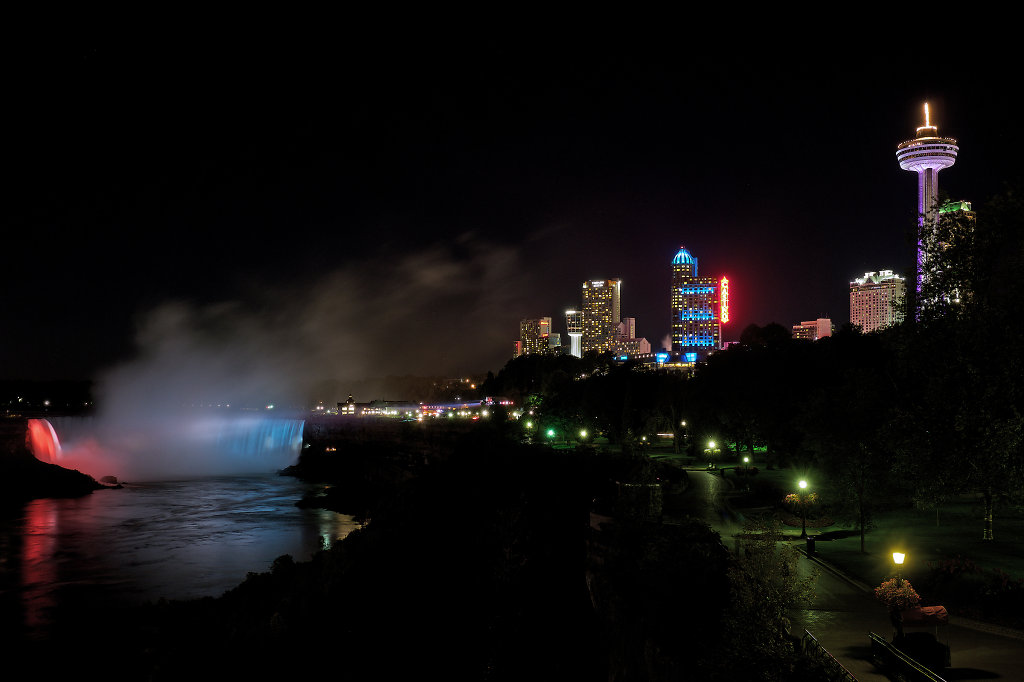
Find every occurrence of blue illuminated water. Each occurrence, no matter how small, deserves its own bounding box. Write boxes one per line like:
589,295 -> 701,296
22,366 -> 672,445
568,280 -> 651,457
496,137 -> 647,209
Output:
47,413 -> 306,481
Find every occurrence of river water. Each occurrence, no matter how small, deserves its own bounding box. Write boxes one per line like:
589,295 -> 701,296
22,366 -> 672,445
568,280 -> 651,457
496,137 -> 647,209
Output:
0,474 -> 358,640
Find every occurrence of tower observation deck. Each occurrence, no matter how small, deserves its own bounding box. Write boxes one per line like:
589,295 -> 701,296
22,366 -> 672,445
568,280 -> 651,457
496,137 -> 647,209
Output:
897,103 -> 958,297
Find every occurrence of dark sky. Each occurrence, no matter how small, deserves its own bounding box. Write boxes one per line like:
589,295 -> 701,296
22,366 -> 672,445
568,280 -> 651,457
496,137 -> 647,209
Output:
3,34 -> 1018,403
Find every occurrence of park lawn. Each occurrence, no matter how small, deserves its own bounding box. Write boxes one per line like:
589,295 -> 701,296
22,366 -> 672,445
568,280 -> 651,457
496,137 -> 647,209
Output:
648,445 -> 1024,629
808,498 -> 1024,587
713,457 -> 1024,586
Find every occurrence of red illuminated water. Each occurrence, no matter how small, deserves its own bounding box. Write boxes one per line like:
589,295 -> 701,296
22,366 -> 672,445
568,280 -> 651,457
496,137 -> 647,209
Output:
25,418 -> 61,463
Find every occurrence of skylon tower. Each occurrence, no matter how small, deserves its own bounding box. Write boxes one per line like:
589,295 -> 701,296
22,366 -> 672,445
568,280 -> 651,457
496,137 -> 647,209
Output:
897,102 -> 958,300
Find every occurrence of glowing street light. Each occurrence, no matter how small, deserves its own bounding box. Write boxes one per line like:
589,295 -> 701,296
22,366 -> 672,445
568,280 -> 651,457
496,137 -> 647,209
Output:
798,480 -> 810,539
704,440 -> 721,469
893,552 -> 906,586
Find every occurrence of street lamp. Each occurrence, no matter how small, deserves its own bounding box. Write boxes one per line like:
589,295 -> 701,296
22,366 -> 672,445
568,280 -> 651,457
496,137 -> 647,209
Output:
798,480 -> 809,539
893,552 -> 905,587
891,551 -> 908,640
705,440 -> 721,468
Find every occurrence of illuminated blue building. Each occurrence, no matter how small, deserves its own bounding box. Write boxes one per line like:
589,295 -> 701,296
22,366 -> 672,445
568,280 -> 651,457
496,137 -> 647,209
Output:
670,246 -> 723,357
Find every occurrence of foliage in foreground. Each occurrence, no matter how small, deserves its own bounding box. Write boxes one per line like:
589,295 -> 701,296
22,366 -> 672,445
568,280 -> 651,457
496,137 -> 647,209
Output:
916,555 -> 1024,628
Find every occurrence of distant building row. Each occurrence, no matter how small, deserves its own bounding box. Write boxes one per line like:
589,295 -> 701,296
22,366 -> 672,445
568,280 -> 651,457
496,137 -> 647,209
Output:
515,278 -> 652,360
792,269 -> 906,338
515,245 -> 732,363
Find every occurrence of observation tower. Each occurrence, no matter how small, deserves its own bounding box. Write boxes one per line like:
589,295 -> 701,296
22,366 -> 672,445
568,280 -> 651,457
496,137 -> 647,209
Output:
897,103 -> 958,296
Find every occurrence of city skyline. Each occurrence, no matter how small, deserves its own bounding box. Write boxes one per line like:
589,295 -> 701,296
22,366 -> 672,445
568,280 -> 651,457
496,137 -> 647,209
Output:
4,37 -> 1017,402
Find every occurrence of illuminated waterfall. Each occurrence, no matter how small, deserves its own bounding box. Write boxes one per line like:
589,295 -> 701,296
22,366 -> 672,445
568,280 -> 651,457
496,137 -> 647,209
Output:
43,413 -> 306,480
26,418 -> 62,463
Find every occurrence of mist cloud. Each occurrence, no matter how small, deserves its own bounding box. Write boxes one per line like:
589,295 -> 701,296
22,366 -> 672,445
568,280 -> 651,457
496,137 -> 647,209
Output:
96,233 -> 532,412
53,234 -> 540,480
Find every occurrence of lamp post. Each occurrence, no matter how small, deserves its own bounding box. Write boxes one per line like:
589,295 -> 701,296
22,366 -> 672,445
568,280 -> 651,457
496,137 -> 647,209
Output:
892,551 -> 907,640
798,480 -> 809,539
705,440 -> 721,469
893,552 -> 905,587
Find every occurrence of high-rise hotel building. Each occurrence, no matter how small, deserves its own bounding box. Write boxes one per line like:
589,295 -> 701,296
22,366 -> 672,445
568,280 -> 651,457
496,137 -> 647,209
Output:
792,318 -> 833,341
850,270 -> 905,333
581,279 -> 621,354
670,246 -> 724,357
519,317 -> 551,355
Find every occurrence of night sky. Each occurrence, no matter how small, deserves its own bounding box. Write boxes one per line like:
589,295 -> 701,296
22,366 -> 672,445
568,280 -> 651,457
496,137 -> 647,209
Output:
4,35 -> 1018,404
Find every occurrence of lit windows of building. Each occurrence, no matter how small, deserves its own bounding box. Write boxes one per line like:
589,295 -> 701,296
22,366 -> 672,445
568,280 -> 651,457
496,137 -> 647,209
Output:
516,317 -> 553,357
565,310 -> 583,358
615,336 -> 652,357
611,316 -> 651,358
850,270 -> 905,333
581,279 -> 621,354
791,318 -> 833,341
670,246 -> 724,358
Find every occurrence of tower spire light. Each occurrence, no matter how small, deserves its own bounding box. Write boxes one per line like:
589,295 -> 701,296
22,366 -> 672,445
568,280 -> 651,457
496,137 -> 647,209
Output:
916,102 -> 937,136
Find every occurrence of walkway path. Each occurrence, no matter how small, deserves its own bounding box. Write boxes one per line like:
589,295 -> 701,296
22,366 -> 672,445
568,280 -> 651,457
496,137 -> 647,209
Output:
794,544 -> 1024,680
675,470 -> 1024,680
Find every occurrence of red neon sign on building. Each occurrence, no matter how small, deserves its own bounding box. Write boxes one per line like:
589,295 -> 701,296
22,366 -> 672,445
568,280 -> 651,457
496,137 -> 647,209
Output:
720,277 -> 730,324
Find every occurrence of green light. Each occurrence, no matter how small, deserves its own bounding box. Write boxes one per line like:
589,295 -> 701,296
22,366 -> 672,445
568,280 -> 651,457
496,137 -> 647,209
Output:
547,429 -> 555,438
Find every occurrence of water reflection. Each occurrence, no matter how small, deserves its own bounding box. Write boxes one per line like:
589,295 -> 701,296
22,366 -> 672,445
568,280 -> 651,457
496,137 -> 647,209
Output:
1,474 -> 355,639
22,502 -> 58,633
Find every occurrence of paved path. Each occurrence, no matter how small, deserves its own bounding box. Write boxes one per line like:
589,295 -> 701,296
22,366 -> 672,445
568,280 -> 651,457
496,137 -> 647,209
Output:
793,545 -> 1024,680
676,470 -> 1024,680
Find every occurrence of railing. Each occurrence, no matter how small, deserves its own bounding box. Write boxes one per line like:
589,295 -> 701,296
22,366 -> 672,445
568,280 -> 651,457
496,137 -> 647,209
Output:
801,630 -> 857,681
868,632 -> 948,682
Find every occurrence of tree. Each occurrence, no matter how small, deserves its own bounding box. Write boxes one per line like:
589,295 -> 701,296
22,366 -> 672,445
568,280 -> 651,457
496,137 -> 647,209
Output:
797,331 -> 904,552
895,181 -> 1024,540
712,520 -> 819,680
